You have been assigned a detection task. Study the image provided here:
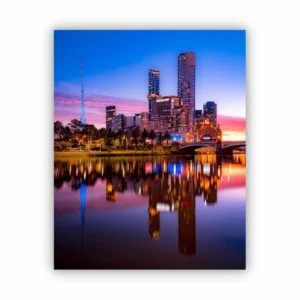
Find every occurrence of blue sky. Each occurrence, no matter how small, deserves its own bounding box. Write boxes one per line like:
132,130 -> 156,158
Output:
54,30 -> 246,118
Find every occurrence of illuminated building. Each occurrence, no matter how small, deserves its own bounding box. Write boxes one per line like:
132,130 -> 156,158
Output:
178,52 -> 195,133
106,105 -> 116,130
111,114 -> 126,132
203,101 -> 217,125
148,69 -> 160,117
194,116 -> 222,144
151,96 -> 182,132
172,105 -> 188,134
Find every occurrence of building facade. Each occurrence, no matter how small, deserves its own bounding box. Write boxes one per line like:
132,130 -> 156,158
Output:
178,52 -> 196,133
150,96 -> 185,133
148,69 -> 160,118
203,101 -> 217,125
137,112 -> 150,131
106,105 -> 116,130
194,117 -> 222,143
194,109 -> 202,119
111,114 -> 126,132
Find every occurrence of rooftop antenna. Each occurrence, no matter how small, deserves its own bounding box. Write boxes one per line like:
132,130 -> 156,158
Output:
80,56 -> 87,124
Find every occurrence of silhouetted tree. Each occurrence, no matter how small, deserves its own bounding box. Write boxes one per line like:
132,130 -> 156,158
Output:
131,128 -> 140,150
54,121 -> 64,139
141,129 -> 148,149
149,130 -> 156,150
163,131 -> 171,146
158,132 -> 163,144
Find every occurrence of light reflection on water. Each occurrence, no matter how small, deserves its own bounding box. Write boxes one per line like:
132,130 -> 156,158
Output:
54,154 -> 246,269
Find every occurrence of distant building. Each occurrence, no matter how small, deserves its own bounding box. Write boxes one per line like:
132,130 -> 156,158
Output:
152,96 -> 183,132
148,69 -> 160,117
106,105 -> 116,130
111,114 -> 126,132
178,52 -> 195,133
134,113 -> 141,127
126,116 -> 135,128
194,109 -> 202,119
203,101 -> 217,125
137,112 -> 150,131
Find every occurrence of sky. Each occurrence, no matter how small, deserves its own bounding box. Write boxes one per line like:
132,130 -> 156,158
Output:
54,30 -> 246,140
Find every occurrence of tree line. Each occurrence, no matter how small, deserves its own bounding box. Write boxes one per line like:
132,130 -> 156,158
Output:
54,119 -> 171,151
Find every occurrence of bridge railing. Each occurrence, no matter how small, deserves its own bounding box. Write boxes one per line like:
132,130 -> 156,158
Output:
179,140 -> 246,145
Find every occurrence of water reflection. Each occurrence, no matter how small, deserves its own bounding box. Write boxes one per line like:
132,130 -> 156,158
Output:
54,154 -> 245,268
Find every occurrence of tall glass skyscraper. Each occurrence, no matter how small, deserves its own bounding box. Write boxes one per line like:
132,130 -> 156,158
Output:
178,52 -> 195,133
148,69 -> 160,117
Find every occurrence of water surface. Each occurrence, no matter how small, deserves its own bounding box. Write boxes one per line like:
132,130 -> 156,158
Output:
54,154 -> 246,269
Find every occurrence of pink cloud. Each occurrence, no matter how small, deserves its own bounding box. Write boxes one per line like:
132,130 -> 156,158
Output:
55,89 -> 246,135
218,115 -> 246,131
54,90 -> 148,128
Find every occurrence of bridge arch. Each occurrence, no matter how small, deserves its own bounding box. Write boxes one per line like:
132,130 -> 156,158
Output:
221,142 -> 246,154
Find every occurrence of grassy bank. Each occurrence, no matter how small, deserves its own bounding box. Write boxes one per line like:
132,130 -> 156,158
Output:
54,150 -> 172,158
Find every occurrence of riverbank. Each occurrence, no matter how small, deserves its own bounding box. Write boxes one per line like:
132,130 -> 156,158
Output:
54,150 -> 173,158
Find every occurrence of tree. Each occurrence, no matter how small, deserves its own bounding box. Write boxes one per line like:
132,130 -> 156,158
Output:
54,140 -> 72,151
131,127 -> 140,150
105,129 -> 115,151
163,131 -> 171,146
68,119 -> 84,133
62,126 -> 72,141
116,129 -> 125,150
98,128 -> 107,139
148,130 -> 156,150
158,132 -> 163,144
54,121 -> 64,140
82,124 -> 98,142
141,129 -> 148,149
68,119 -> 84,148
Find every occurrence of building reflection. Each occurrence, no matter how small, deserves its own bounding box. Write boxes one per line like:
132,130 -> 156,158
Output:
80,183 -> 87,229
149,207 -> 160,239
106,181 -> 117,202
178,177 -> 196,255
55,154 -> 246,256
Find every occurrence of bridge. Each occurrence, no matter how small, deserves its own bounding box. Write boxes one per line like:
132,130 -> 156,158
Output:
173,140 -> 246,154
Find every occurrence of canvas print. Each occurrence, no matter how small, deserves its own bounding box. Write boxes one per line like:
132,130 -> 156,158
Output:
54,30 -> 246,269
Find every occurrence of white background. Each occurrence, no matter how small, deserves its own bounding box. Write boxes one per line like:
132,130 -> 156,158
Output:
1,0 -> 300,299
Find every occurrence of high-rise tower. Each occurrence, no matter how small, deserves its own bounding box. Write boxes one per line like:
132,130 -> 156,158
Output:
178,52 -> 195,133
80,56 -> 87,124
147,69 -> 160,117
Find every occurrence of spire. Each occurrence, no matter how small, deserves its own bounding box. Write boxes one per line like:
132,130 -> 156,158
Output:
80,56 -> 87,124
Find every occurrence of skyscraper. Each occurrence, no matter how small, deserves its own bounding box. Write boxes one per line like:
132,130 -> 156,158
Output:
203,101 -> 217,125
178,52 -> 195,133
106,105 -> 116,130
148,69 -> 160,117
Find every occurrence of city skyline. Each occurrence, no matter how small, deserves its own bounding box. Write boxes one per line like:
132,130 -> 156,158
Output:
54,30 -> 246,140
